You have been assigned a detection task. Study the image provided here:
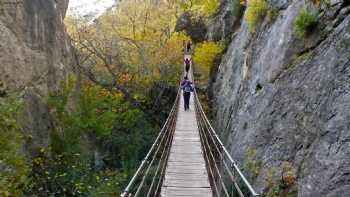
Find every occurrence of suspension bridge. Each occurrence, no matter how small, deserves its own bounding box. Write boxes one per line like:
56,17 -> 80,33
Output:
121,53 -> 260,197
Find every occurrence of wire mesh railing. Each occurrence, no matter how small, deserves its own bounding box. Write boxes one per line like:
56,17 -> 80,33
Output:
193,88 -> 260,197
120,88 -> 180,197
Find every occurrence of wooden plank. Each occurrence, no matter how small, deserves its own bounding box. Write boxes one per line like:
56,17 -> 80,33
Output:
161,63 -> 212,197
161,187 -> 212,197
168,157 -> 204,163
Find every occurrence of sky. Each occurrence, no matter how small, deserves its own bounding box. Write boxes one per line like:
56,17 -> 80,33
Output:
67,0 -> 116,18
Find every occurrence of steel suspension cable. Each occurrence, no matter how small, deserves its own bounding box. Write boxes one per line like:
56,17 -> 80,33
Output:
146,116 -> 176,197
197,110 -> 230,196
196,105 -> 245,196
190,65 -> 260,197
121,88 -> 180,197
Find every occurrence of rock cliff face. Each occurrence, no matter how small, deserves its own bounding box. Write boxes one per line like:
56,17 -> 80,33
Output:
0,0 -> 73,91
206,0 -> 244,42
0,0 -> 75,155
209,0 -> 350,196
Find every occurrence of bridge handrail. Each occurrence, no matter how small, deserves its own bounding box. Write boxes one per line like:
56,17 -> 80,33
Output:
191,71 -> 260,196
121,87 -> 181,197
121,52 -> 260,196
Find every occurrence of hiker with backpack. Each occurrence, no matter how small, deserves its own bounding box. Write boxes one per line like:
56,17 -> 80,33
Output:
181,76 -> 194,111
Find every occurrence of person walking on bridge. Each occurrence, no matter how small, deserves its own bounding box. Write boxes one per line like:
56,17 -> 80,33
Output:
185,58 -> 191,74
181,76 -> 194,111
186,41 -> 192,53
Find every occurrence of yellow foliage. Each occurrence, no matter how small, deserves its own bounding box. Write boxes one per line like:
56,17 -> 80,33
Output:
245,0 -> 268,32
311,0 -> 330,6
157,32 -> 191,66
202,0 -> 221,17
193,41 -> 224,75
312,0 -> 320,5
177,0 -> 220,17
282,162 -> 297,187
65,0 -> 187,89
240,0 -> 247,6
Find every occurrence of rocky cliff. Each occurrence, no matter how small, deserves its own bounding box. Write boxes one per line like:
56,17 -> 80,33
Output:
0,0 -> 75,155
209,0 -> 350,196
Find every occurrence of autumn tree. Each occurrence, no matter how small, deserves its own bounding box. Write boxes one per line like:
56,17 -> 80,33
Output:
65,0 -> 190,121
176,0 -> 221,17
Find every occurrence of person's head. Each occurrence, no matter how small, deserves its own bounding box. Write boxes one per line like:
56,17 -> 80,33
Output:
184,76 -> 188,80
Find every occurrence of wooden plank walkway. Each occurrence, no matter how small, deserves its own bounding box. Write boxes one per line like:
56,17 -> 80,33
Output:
160,55 -> 212,197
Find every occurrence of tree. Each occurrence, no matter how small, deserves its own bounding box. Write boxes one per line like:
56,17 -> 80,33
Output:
65,0 -> 190,122
176,0 -> 221,17
193,41 -> 224,76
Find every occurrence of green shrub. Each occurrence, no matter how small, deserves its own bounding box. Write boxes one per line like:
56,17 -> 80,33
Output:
227,0 -> 246,36
295,9 -> 318,37
0,96 -> 29,196
26,81 -> 157,195
24,151 -> 126,196
245,0 -> 269,32
311,0 -> 330,6
230,0 -> 243,11
178,0 -> 221,17
267,8 -> 279,23
202,0 -> 221,17
193,41 -> 224,76
244,146 -> 263,179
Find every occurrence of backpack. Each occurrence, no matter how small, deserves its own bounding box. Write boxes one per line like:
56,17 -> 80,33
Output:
183,81 -> 193,92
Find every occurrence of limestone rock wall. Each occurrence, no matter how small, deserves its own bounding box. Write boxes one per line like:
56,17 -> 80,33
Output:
209,0 -> 350,196
0,0 -> 73,91
0,0 -> 75,155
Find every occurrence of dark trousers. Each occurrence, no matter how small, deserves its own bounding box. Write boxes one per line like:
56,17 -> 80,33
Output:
183,92 -> 191,110
185,64 -> 190,73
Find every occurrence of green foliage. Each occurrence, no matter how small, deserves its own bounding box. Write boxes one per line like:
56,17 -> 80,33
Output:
245,0 -> 269,32
25,151 -> 126,196
49,80 -> 157,156
267,8 -> 279,23
178,0 -> 221,17
202,0 -> 221,17
104,107 -> 157,171
1,68 -> 173,197
90,171 -> 126,197
28,80 -> 158,195
48,80 -> 123,149
66,1 -> 190,92
0,96 -> 29,196
193,41 -> 224,76
295,9 -> 318,37
228,0 -> 245,19
311,0 -> 330,6
244,146 -> 263,179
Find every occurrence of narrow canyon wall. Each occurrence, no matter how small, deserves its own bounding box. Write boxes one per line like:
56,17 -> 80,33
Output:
209,0 -> 350,196
0,0 -> 75,155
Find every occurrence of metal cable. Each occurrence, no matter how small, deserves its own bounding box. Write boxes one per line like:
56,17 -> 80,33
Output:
145,106 -> 178,197
197,111 -> 230,196
134,113 -> 174,197
121,88 -> 180,197
193,88 -> 260,196
122,55 -> 260,197
196,109 -> 220,196
197,106 -> 245,197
